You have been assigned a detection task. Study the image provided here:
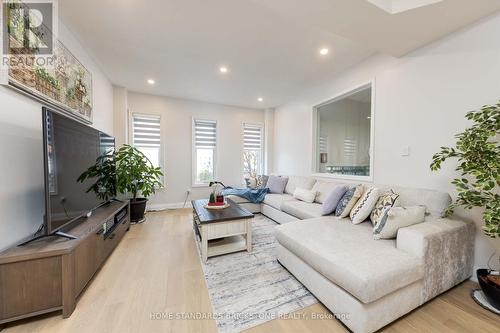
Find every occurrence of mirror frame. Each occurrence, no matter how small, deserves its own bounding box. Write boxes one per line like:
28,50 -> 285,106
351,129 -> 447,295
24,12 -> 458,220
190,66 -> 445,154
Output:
311,80 -> 375,182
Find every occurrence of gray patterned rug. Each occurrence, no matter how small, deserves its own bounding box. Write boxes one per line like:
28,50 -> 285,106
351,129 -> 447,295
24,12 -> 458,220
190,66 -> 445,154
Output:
194,214 -> 317,333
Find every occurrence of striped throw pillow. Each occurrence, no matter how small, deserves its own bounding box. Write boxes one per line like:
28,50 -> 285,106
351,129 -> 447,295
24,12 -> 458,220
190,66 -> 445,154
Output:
350,187 -> 381,224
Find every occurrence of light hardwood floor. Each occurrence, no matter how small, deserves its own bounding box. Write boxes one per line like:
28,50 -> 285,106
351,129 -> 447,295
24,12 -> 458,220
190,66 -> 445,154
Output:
3,210 -> 499,333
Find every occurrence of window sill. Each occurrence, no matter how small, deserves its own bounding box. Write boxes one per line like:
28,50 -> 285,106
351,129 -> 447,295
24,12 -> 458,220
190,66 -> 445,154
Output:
311,173 -> 374,183
191,183 -> 211,188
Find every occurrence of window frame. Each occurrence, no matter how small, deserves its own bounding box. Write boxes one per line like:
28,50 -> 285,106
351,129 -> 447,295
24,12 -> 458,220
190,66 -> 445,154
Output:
192,118 -> 218,187
311,80 -> 375,182
241,122 -> 265,181
130,112 -> 164,184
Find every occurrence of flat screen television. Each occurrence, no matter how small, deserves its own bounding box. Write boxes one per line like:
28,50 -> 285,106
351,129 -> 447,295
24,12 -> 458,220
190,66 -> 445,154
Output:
42,107 -> 116,235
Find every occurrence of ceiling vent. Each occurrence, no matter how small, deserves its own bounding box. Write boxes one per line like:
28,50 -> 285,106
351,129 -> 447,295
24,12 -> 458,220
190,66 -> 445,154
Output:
366,0 -> 443,14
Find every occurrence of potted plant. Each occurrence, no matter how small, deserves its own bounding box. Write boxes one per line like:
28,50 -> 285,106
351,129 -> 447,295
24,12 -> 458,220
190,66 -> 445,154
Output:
77,149 -> 117,201
66,86 -> 77,108
115,145 -> 163,222
431,101 -> 500,309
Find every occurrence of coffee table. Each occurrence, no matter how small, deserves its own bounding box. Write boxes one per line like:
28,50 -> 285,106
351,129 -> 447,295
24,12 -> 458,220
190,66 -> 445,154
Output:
192,198 -> 254,262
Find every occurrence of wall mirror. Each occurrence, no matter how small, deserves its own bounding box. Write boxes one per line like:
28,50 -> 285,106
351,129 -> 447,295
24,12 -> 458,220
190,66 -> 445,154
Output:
314,82 -> 374,180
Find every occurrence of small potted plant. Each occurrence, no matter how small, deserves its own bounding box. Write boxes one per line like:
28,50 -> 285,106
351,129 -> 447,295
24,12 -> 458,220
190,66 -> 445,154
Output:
208,181 -> 226,206
115,145 -> 163,222
431,101 -> 500,310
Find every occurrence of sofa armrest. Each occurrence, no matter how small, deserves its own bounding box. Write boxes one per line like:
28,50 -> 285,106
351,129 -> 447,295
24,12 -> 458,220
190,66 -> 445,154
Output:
396,218 -> 475,303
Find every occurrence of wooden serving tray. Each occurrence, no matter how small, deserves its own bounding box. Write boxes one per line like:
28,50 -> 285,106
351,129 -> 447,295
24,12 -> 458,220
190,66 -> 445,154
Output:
204,203 -> 230,210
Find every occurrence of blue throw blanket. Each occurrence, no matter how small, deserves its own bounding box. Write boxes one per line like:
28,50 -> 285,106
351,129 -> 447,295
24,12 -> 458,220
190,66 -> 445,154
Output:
222,187 -> 268,203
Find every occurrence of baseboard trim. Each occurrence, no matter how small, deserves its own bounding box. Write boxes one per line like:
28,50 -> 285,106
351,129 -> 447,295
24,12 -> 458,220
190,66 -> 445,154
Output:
147,202 -> 192,211
470,266 -> 480,283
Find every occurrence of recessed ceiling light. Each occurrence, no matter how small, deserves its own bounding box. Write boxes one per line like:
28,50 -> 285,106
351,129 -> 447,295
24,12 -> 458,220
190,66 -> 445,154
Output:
257,97 -> 263,102
319,48 -> 329,55
219,66 -> 228,73
147,79 -> 155,85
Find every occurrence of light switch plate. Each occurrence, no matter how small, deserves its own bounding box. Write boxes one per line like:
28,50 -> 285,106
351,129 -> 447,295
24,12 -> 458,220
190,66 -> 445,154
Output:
402,146 -> 410,156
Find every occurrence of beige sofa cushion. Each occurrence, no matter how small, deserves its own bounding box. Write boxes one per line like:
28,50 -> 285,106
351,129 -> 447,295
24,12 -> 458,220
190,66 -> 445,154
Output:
388,186 -> 451,217
275,218 -> 424,304
311,180 -> 343,204
263,193 -> 297,210
285,176 -> 317,195
310,179 -> 452,217
281,201 -> 323,219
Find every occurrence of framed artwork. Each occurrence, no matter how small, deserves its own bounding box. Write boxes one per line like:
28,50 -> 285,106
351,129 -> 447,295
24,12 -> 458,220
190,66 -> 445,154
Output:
6,39 -> 93,123
2,2 -> 93,123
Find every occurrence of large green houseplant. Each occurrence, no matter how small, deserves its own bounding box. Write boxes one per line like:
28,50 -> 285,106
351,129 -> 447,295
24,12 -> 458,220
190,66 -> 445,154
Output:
115,145 -> 163,222
430,102 -> 499,238
431,102 -> 500,310
79,145 -> 163,223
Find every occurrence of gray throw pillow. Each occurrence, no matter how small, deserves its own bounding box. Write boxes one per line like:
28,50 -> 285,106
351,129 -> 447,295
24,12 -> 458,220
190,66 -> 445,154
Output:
267,176 -> 288,194
322,185 -> 348,215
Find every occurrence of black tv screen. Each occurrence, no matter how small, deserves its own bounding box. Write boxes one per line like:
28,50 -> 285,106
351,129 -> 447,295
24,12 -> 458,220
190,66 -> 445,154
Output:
43,108 -> 115,234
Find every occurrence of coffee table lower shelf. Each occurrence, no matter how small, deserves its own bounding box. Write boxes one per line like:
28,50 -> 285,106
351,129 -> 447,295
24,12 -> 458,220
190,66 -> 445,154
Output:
194,218 -> 252,263
207,236 -> 247,257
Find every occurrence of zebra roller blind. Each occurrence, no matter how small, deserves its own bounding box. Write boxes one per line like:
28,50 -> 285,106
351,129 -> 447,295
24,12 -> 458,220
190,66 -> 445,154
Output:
194,119 -> 217,149
133,114 -> 161,148
243,124 -> 263,150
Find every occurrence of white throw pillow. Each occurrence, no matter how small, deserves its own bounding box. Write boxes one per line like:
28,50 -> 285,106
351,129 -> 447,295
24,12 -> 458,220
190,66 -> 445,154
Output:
350,187 -> 381,224
373,206 -> 426,240
293,188 -> 317,203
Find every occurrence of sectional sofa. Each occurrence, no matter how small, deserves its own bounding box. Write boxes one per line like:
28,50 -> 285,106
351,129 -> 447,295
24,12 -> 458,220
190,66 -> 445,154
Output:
228,176 -> 475,333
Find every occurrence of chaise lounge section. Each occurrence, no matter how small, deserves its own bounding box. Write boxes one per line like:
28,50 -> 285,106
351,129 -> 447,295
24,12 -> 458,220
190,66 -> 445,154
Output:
228,176 -> 475,333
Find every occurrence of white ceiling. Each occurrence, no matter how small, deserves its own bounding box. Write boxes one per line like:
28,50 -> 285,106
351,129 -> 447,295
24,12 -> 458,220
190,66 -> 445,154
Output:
59,0 -> 500,109
367,0 -> 444,14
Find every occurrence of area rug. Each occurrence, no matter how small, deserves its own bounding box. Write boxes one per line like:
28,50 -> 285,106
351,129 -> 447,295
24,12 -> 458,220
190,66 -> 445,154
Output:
194,214 -> 317,333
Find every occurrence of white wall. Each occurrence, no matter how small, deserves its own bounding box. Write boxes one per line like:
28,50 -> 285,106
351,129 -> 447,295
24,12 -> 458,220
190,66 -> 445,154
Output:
0,22 -> 114,251
273,13 -> 500,270
124,92 -> 265,208
113,86 -> 128,147
264,108 -> 275,174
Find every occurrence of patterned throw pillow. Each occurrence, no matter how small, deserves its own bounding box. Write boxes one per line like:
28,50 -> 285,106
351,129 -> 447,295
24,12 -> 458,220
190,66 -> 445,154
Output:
370,189 -> 399,226
373,206 -> 426,239
334,185 -> 363,218
245,177 -> 257,189
256,175 -> 269,189
245,175 -> 269,189
350,187 -> 381,224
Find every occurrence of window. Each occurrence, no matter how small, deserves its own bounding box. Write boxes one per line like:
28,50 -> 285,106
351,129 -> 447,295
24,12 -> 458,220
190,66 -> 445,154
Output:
193,119 -> 217,185
132,114 -> 162,170
242,123 -> 264,179
314,83 -> 373,179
